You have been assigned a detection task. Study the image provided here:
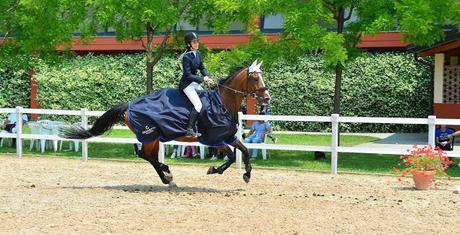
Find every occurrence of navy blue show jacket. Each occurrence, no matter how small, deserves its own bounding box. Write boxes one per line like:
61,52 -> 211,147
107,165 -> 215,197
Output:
179,50 -> 209,90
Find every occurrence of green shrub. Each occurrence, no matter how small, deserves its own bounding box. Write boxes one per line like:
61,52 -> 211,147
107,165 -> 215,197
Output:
0,54 -> 31,109
35,54 -> 181,111
32,52 -> 431,132
264,53 -> 431,132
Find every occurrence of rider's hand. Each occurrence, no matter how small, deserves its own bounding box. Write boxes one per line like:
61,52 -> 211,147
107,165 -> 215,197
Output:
204,76 -> 215,87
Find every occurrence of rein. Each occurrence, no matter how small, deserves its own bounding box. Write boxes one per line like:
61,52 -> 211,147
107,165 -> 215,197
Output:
217,70 -> 268,97
218,83 -> 247,95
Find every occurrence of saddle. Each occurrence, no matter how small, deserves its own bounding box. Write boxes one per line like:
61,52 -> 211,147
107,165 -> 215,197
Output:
127,88 -> 238,146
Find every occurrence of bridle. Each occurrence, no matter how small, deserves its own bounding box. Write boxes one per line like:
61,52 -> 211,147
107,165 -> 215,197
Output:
217,70 -> 269,101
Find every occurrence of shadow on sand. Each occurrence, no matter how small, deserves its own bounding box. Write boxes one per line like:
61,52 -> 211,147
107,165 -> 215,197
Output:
63,184 -> 245,194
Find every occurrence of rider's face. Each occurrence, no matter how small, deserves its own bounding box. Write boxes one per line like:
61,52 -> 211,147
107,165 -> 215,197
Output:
191,39 -> 199,50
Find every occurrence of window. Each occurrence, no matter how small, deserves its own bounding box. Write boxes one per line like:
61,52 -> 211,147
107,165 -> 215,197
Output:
177,20 -> 196,31
262,14 -> 284,32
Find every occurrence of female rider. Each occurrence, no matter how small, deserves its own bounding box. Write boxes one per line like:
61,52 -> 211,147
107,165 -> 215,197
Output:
180,32 -> 214,137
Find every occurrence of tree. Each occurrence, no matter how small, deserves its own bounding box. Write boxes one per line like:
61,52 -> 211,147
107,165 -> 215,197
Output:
206,0 -> 460,114
0,0 -> 87,55
88,0 -> 210,94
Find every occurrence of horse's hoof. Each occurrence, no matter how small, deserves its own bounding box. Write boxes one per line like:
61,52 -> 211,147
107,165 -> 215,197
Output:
164,171 -> 173,182
243,174 -> 250,183
168,181 -> 178,188
207,166 -> 216,174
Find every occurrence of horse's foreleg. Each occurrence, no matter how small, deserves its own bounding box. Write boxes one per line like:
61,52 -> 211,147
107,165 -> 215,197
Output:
231,140 -> 252,183
207,145 -> 235,175
135,140 -> 174,185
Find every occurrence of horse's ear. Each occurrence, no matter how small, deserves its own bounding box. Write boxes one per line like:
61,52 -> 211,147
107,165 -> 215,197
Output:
257,61 -> 263,70
249,59 -> 259,73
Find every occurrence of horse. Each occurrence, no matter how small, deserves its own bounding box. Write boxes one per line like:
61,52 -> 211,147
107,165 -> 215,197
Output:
61,60 -> 270,186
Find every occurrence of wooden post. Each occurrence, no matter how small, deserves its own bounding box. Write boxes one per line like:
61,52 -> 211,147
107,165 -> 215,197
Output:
29,68 -> 41,120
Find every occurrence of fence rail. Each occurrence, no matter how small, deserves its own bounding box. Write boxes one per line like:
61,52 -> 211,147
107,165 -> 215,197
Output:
1,107 -> 460,174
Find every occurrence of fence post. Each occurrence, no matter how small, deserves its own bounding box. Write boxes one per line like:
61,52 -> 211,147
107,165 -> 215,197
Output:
236,112 -> 243,169
331,114 -> 339,174
81,108 -> 88,161
158,142 -> 165,163
15,106 -> 23,158
428,115 -> 436,149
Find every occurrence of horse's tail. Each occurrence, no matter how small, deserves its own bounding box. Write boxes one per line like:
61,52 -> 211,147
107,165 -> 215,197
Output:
61,102 -> 129,139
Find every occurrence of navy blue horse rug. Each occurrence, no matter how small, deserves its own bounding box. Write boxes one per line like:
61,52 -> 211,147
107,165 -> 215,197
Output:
127,88 -> 238,146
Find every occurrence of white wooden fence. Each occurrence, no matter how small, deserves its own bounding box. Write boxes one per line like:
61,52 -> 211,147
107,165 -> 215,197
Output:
1,107 -> 460,174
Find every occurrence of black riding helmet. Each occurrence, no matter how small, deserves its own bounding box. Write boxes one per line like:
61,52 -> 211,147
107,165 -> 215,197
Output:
184,32 -> 199,49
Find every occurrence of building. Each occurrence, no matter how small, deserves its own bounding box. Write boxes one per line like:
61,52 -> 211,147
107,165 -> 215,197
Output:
410,29 -> 460,128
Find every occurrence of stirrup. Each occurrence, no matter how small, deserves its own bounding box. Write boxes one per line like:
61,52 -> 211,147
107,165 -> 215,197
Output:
185,129 -> 201,137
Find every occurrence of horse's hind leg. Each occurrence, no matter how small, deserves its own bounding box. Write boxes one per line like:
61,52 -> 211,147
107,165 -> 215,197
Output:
135,139 -> 174,186
207,145 -> 236,175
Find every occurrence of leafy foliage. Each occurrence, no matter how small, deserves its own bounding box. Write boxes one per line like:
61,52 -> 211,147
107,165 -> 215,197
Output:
0,50 -> 31,109
31,52 -> 431,132
264,53 -> 432,132
34,54 -> 181,113
0,0 -> 87,53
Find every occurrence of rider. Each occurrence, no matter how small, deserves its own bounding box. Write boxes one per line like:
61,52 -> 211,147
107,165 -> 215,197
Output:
180,32 -> 214,137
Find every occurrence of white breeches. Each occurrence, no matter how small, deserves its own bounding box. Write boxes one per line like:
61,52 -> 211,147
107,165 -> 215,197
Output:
183,82 -> 203,112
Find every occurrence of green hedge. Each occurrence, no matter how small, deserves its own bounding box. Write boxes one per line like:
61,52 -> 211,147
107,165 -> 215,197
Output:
0,54 -> 31,109
32,52 -> 431,132
264,53 -> 432,132
34,54 -> 181,111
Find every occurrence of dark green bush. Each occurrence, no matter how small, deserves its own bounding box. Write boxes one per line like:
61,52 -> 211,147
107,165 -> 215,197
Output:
30,52 -> 432,132
0,54 -> 31,109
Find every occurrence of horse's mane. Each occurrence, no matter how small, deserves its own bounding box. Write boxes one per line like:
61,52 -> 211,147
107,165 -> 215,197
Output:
218,67 -> 247,85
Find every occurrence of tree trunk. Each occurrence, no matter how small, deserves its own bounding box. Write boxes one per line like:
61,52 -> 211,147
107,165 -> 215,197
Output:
146,57 -> 154,94
333,7 -> 345,114
144,23 -> 171,95
145,23 -> 154,94
333,66 -> 342,114
334,7 -> 346,146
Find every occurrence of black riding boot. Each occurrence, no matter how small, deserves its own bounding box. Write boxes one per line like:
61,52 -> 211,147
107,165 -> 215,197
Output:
185,109 -> 201,137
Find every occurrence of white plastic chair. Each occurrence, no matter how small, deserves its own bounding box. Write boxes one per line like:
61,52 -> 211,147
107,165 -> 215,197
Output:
56,121 -> 79,152
52,121 -> 66,150
37,120 -> 55,152
27,121 -> 42,151
68,122 -> 80,152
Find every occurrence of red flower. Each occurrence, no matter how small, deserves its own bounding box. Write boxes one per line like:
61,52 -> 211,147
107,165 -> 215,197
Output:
393,145 -> 452,187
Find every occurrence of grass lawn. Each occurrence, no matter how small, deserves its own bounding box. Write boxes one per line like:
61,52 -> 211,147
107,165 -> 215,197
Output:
1,129 -> 459,177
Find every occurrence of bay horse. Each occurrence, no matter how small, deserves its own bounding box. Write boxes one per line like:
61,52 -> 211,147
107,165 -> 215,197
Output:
62,60 -> 270,186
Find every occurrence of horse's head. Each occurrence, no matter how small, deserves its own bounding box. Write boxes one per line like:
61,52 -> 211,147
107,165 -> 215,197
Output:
247,60 -> 271,106
218,60 -> 271,116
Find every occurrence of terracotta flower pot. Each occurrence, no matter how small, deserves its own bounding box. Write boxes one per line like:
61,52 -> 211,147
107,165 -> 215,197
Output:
411,170 -> 436,190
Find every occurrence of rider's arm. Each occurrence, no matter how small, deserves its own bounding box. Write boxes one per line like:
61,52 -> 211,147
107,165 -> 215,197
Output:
198,52 -> 209,77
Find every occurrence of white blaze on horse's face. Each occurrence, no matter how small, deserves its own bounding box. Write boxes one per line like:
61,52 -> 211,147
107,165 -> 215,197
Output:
248,60 -> 271,105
